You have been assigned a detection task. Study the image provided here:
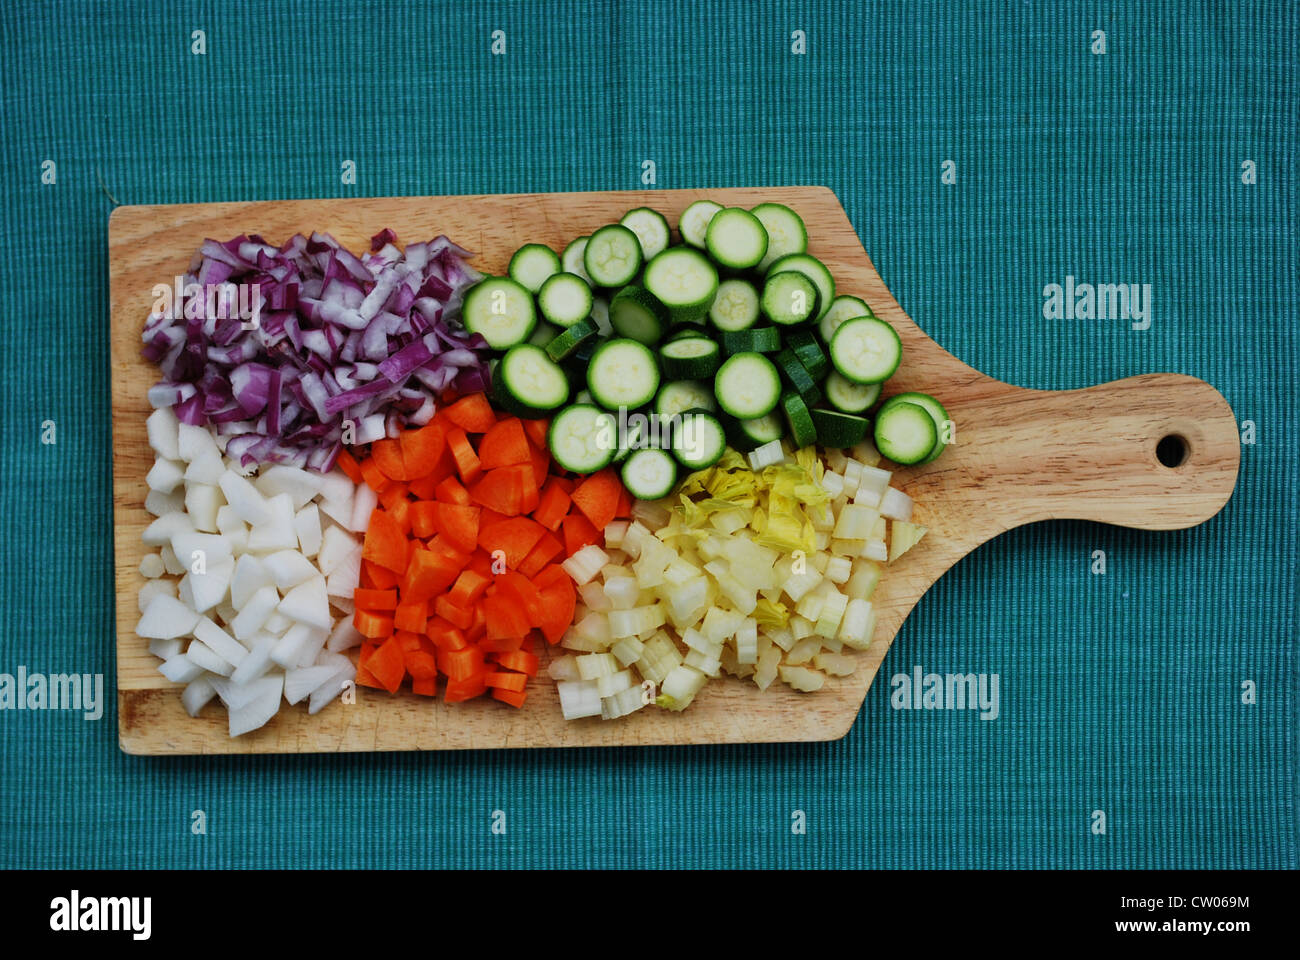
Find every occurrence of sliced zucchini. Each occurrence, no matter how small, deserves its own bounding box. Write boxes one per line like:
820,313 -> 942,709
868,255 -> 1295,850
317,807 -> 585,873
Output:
561,236 -> 593,284
527,320 -> 560,348
659,336 -> 721,380
643,246 -> 719,324
548,404 -> 619,473
544,318 -> 599,362
829,316 -> 902,384
704,207 -> 769,271
824,371 -> 881,413
738,413 -> 784,446
760,270 -> 820,326
708,278 -> 760,332
619,207 -> 672,261
654,379 -> 717,419
878,391 -> 951,463
590,297 -> 611,336
679,200 -> 723,248
873,400 -> 937,465
811,409 -> 869,447
494,344 -> 570,417
587,338 -> 661,410
584,224 -> 643,288
751,202 -> 808,272
609,285 -> 670,345
765,253 -> 834,320
819,294 -> 875,344
781,390 -> 817,449
784,329 -> 829,380
671,411 -> 727,470
537,272 -> 594,328
462,276 -> 537,349
714,352 -> 781,419
621,447 -> 678,499
507,243 -> 561,294
776,348 -> 822,406
719,326 -> 782,354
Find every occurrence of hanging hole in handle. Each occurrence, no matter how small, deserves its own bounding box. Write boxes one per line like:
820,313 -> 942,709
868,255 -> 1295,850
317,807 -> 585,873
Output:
1156,433 -> 1189,468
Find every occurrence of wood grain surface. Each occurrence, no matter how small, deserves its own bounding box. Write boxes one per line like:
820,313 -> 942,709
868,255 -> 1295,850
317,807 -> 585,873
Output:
109,187 -> 1241,754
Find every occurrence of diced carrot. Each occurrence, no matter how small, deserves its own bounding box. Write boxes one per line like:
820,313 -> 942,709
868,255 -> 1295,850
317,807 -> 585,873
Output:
491,687 -> 528,708
404,648 -> 439,682
562,511 -> 599,556
408,473 -> 438,500
393,600 -> 428,633
400,421 -> 447,480
528,442 -> 550,489
444,675 -> 489,703
532,479 -> 571,531
477,418 -> 531,470
495,649 -> 539,677
355,643 -> 383,689
442,392 -> 497,433
571,467 -> 622,531
518,531 -> 563,579
435,475 -> 471,505
437,645 -> 485,682
464,605 -> 487,644
426,617 -> 468,651
467,548 -> 496,579
550,476 -> 575,493
615,485 -> 632,519
368,636 -> 407,693
354,608 -> 395,639
521,417 -> 549,449
483,593 -> 532,640
470,467 -> 523,516
360,456 -> 392,494
401,547 -> 464,602
335,448 -> 364,484
446,426 -> 482,484
386,498 -> 411,535
497,571 -> 543,627
434,502 -> 480,553
395,630 -> 424,653
363,560 -> 400,590
485,671 -> 528,693
434,595 -> 473,630
362,510 -> 408,573
478,635 -> 525,654
370,438 -> 408,481
532,563 -> 569,590
410,500 -> 439,538
354,588 -> 398,611
536,575 -> 575,645
447,568 -> 491,608
424,533 -> 471,566
378,481 -> 410,512
411,676 -> 439,697
479,515 -> 544,569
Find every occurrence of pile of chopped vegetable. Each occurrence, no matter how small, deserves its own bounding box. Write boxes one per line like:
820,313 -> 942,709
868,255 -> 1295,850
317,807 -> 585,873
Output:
143,230 -> 491,472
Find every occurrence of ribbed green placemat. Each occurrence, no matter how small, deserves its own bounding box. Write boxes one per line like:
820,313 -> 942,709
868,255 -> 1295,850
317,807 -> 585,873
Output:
0,0 -> 1294,868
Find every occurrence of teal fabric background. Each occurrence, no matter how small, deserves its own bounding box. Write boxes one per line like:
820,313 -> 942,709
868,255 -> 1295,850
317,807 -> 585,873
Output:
0,0 -> 1295,869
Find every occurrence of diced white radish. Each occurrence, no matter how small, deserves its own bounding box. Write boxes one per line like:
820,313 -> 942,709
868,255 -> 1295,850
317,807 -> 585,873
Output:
278,576 -> 331,629
158,653 -> 205,684
284,665 -> 337,705
170,531 -> 233,570
557,679 -> 602,720
159,544 -> 185,575
145,488 -> 186,517
247,493 -> 297,553
231,585 -> 279,640
193,617 -> 247,666
271,622 -> 326,669
185,638 -> 234,676
136,594 -> 201,639
230,554 -> 268,609
146,406 -> 181,460
316,469 -> 354,505
146,459 -> 185,494
142,512 -> 193,547
317,495 -> 354,530
148,636 -> 184,660
218,470 -> 272,526
227,674 -> 284,737
316,525 -> 357,575
262,549 -> 319,590
261,611 -> 291,636
183,449 -> 226,486
139,553 -> 164,579
326,618 -> 364,653
254,465 -> 323,510
177,422 -> 220,463
138,578 -> 177,614
229,632 -> 277,684
215,504 -> 246,539
181,675 -> 217,716
324,546 -> 361,598
307,660 -> 355,715
349,482 -> 378,533
293,504 -> 322,557
183,482 -> 223,532
184,556 -> 234,613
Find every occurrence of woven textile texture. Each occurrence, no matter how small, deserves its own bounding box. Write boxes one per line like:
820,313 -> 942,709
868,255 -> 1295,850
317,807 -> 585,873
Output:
0,0 -> 1295,868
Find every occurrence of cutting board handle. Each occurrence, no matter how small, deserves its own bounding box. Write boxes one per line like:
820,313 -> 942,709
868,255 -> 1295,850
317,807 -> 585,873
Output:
909,371 -> 1241,544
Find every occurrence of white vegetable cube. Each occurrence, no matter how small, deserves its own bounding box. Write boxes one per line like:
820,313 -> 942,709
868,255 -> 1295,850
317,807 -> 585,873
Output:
227,673 -> 284,737
230,632 -> 278,684
557,680 -> 602,720
148,636 -> 184,661
607,605 -> 665,639
184,556 -> 234,613
146,459 -> 185,494
194,617 -> 248,666
136,594 -> 201,639
185,638 -> 234,676
146,406 -> 181,460
158,654 -> 205,684
145,488 -> 186,517
659,664 -> 708,710
596,669 -> 635,698
247,493 -> 297,553
603,576 -> 641,610
833,504 -> 880,540
230,553 -> 268,609
138,578 -> 178,614
636,631 -> 683,686
735,617 -> 758,665
181,676 -> 217,717
838,598 -> 876,650
862,540 -> 889,563
814,591 -> 849,638
781,566 -> 823,604
825,556 -> 852,584
177,422 -> 220,463
293,504 -> 323,557
576,652 -> 620,680
601,685 -> 647,720
278,576 -> 332,629
316,525 -> 358,575
284,665 -> 339,705
139,553 -> 165,579
262,549 -> 320,590
231,585 -> 279,640
563,544 -> 610,586
143,512 -> 193,547
349,482 -> 378,533
683,648 -> 721,677
701,607 -> 744,645
218,470 -> 272,526
610,635 -> 645,667
682,627 -> 723,659
857,466 -> 893,503
254,465 -> 324,511
184,449 -> 226,486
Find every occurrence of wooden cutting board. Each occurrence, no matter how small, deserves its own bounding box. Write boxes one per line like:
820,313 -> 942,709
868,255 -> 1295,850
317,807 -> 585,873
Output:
109,186 -> 1241,755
